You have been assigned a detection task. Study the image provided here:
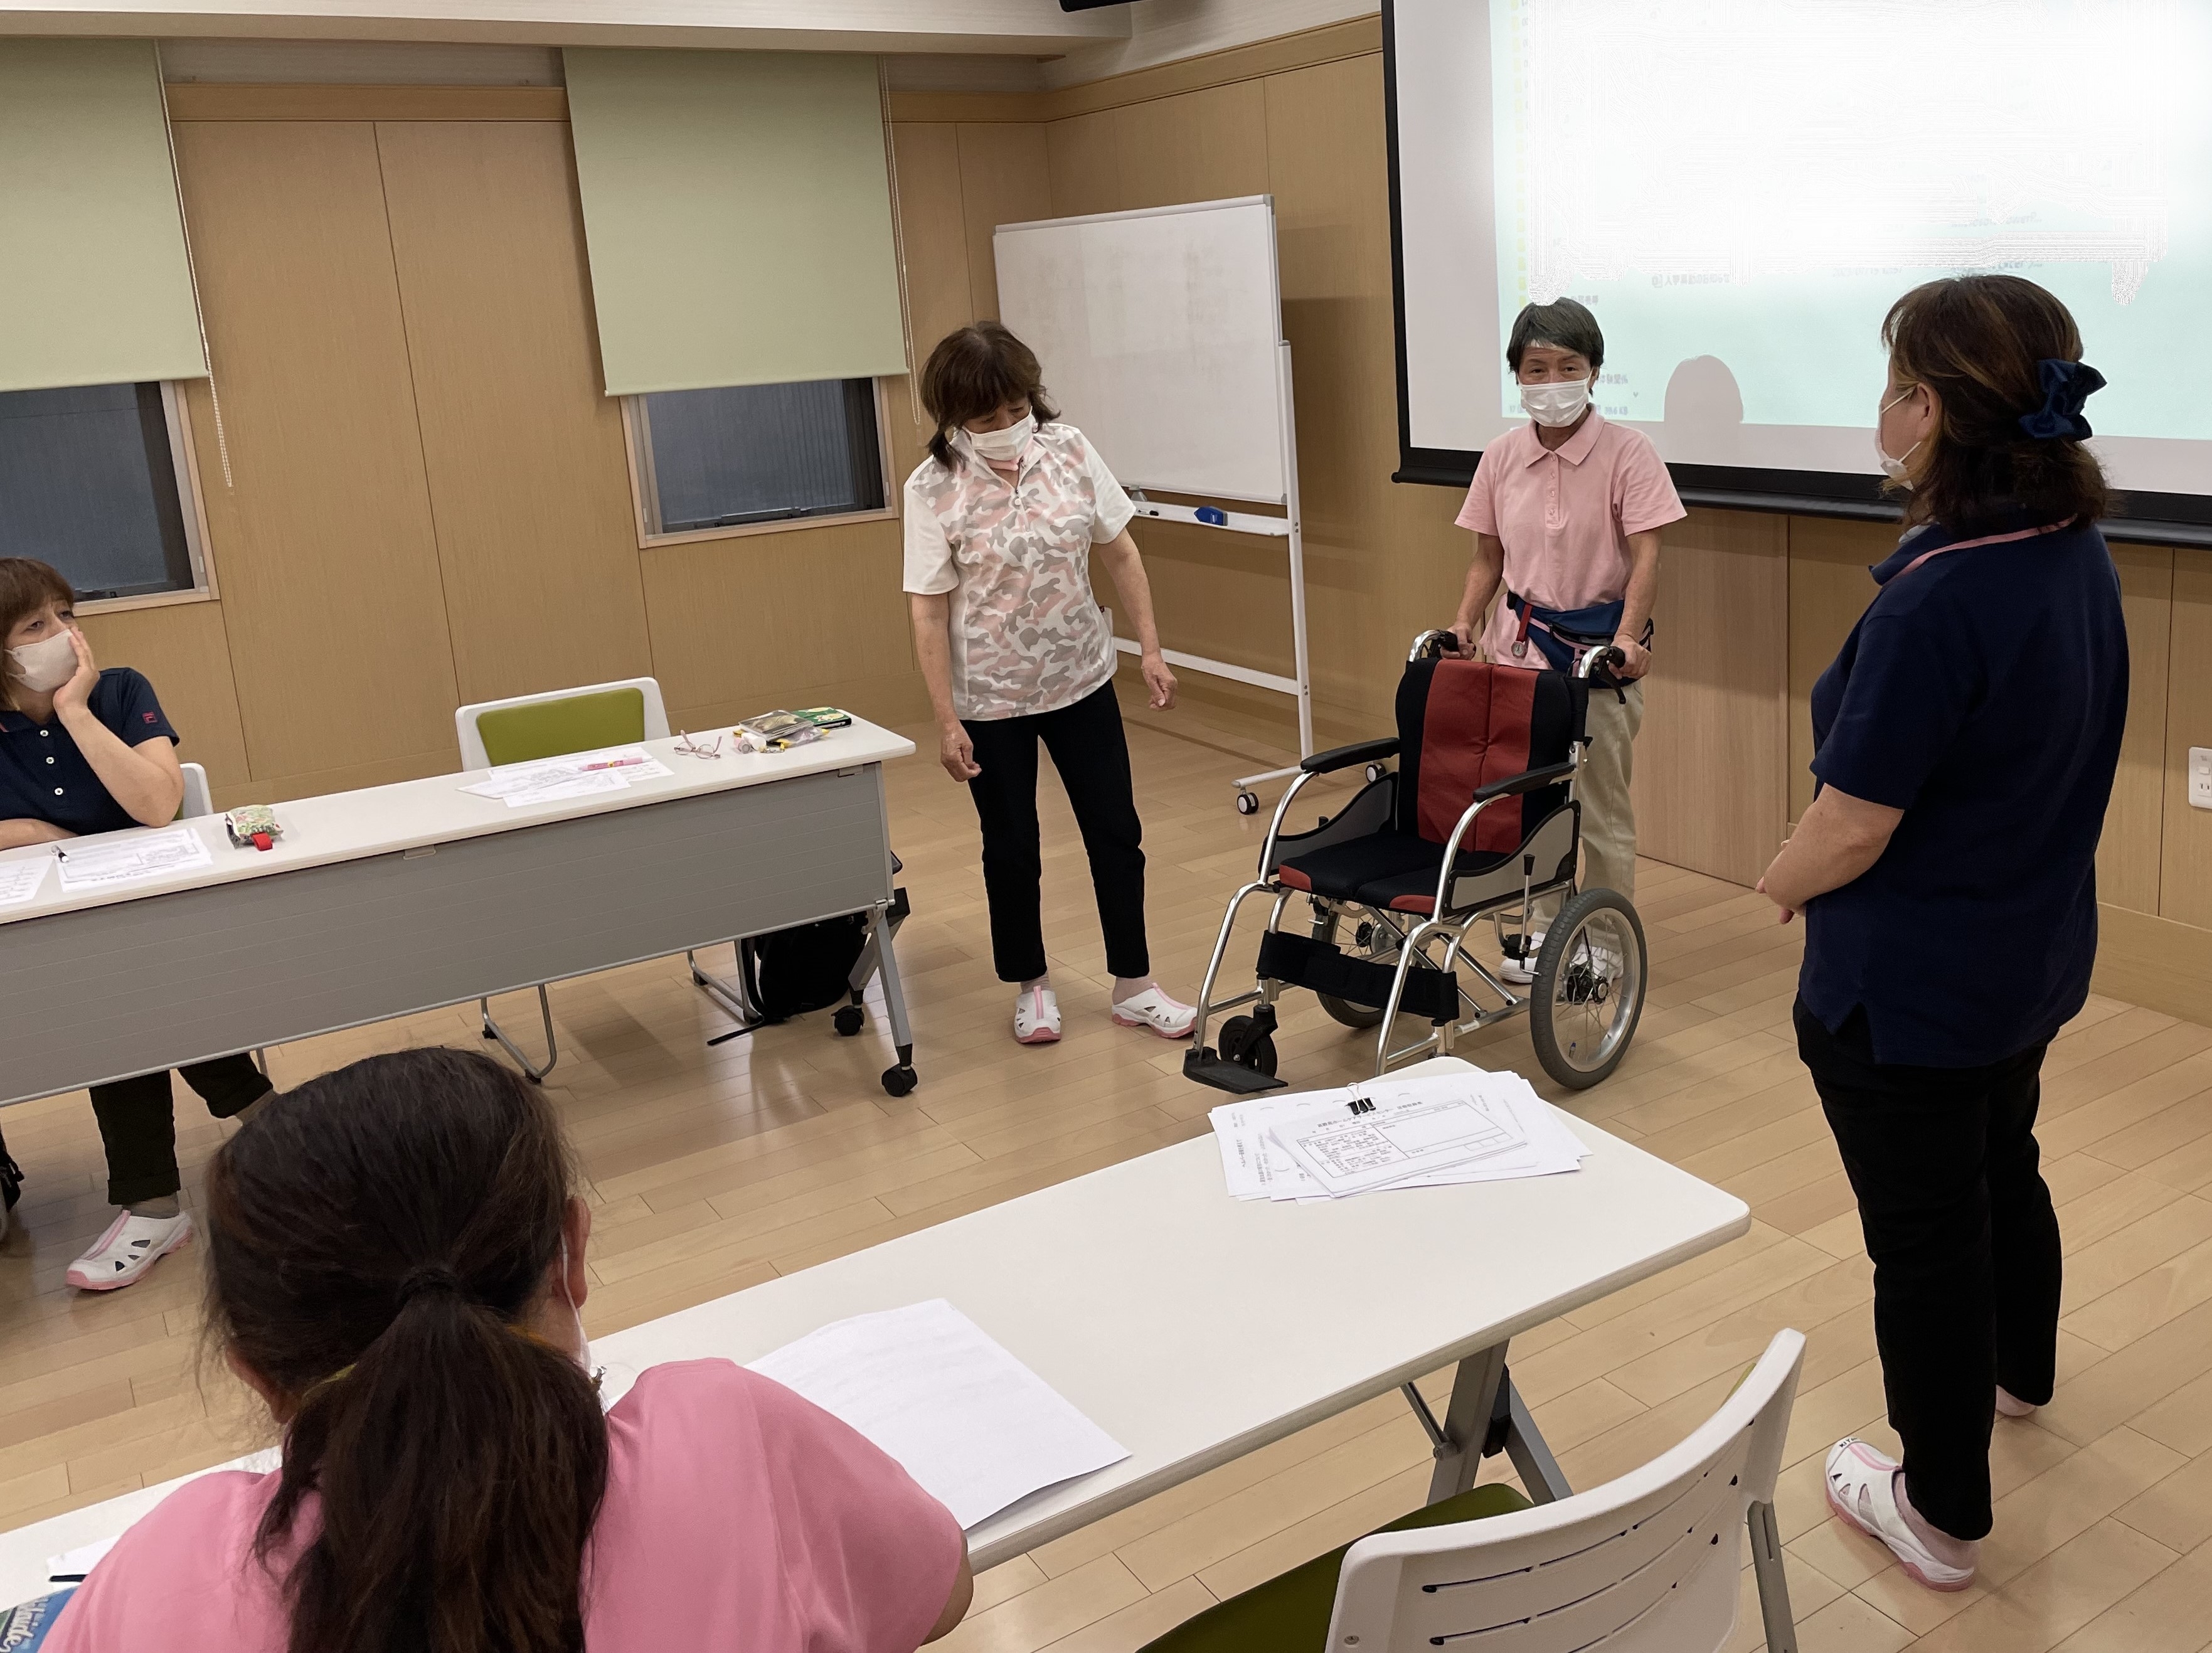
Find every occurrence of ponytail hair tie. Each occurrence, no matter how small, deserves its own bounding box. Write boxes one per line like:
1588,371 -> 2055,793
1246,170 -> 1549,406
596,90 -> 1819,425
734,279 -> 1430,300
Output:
397,1263 -> 464,1305
2019,358 -> 2105,442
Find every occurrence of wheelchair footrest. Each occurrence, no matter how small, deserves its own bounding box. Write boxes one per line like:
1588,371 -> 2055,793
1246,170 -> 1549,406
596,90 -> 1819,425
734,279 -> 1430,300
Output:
1183,1048 -> 1289,1094
1257,930 -> 1460,1024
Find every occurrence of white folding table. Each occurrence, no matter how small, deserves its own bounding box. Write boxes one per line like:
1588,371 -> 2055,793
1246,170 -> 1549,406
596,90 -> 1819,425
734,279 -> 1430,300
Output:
0,721 -> 920,1103
0,1058 -> 1749,1606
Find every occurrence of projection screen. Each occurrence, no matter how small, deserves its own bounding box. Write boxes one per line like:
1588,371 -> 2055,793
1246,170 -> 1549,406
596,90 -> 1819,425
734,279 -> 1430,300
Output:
1385,0 -> 2212,541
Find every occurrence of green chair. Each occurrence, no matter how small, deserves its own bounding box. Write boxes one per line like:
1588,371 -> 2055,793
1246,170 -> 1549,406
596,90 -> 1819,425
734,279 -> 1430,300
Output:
1138,1330 -> 1805,1653
454,678 -> 670,1081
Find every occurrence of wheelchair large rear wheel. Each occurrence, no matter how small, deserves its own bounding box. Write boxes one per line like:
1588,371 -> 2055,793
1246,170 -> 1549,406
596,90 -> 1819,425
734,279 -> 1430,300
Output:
1529,888 -> 1646,1090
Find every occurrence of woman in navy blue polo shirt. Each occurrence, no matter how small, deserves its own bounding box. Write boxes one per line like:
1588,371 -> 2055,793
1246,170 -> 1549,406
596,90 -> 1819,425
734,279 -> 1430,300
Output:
1758,277 -> 2125,1592
0,557 -> 272,1290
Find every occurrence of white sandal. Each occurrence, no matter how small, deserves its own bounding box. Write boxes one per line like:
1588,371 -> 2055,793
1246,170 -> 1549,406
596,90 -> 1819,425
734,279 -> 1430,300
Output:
1824,1437 -> 1977,1592
66,1209 -> 193,1292
1112,986 -> 1196,1040
1013,986 -> 1061,1046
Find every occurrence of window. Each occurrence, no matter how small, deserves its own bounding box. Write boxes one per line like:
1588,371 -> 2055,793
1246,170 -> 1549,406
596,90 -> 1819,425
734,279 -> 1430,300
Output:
627,378 -> 889,542
0,381 -> 206,601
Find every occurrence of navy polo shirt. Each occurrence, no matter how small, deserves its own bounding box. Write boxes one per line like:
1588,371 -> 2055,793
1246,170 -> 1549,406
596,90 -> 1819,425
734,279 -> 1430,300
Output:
0,668 -> 178,837
1800,513 -> 2127,1068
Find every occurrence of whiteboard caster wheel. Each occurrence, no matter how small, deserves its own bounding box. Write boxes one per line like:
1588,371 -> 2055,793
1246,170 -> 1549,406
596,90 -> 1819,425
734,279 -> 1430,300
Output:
1235,791 -> 1260,816
833,1005 -> 864,1038
1364,762 -> 1386,784
881,1063 -> 918,1097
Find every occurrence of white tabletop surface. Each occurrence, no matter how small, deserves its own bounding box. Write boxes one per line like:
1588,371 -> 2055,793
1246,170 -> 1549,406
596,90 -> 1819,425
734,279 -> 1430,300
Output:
0,1060 -> 1747,1603
0,720 -> 914,928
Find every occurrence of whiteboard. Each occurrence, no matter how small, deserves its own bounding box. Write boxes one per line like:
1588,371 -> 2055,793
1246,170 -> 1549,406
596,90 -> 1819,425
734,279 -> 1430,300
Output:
994,196 -> 1288,505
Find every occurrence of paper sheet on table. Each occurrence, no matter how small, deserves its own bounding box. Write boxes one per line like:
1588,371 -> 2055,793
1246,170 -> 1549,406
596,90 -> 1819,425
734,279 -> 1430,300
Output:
0,858 -> 49,908
51,826 -> 214,893
1213,1071 -> 1588,1201
460,746 -> 675,807
748,1299 -> 1128,1530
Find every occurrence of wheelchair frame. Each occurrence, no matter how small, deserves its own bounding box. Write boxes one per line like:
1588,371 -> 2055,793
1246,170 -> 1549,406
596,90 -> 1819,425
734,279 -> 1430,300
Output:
1184,632 -> 1644,1092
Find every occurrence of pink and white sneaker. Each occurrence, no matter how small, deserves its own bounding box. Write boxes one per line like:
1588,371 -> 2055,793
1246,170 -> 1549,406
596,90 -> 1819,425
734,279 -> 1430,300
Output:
1824,1437 -> 1977,1592
1112,987 -> 1197,1040
66,1209 -> 193,1292
1013,986 -> 1061,1045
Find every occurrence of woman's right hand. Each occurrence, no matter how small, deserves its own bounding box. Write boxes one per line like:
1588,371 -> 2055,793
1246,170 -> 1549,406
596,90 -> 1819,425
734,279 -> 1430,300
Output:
940,724 -> 981,783
1449,619 -> 1476,657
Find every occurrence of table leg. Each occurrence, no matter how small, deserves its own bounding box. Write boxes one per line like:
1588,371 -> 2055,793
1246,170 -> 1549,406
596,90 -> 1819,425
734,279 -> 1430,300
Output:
1406,1346 -> 1574,1507
869,901 -> 918,1093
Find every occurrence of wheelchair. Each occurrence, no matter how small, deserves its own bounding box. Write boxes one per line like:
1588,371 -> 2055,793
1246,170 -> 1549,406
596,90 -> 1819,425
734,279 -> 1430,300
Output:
1183,630 -> 1649,1094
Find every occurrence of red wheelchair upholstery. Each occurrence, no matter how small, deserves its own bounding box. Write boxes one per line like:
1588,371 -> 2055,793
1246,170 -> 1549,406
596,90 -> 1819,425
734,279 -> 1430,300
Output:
1277,659 -> 1582,916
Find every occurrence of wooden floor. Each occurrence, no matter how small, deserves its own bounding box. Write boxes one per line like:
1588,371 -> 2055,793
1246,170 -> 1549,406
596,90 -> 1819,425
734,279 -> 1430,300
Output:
4,703 -> 2212,1652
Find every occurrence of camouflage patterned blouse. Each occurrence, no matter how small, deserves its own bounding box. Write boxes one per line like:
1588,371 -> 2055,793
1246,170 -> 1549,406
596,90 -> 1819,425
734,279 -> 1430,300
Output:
902,422 -> 1136,721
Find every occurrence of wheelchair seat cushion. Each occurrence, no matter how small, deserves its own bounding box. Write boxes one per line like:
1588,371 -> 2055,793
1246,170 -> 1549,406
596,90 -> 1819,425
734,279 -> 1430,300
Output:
1277,830 -> 1512,915
1398,657 -> 1580,854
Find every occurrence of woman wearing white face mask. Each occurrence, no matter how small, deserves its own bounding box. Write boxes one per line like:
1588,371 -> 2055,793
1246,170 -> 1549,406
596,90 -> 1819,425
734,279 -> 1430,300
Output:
0,556 -> 270,1289
1447,299 -> 1684,979
903,323 -> 1196,1048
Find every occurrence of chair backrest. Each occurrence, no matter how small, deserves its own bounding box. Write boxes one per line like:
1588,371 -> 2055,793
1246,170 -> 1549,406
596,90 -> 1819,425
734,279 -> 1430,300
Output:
455,678 -> 670,769
1393,657 -> 1584,854
178,761 -> 213,821
1329,1328 -> 1805,1653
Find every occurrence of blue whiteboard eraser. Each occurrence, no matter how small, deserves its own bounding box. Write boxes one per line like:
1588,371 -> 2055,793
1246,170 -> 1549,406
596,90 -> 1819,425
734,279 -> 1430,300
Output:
1195,506 -> 1228,526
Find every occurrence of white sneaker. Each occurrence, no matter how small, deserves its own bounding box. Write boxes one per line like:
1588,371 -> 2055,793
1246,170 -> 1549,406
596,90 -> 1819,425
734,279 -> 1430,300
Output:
1112,986 -> 1197,1040
65,1209 -> 193,1292
1824,1437 -> 1977,1592
1013,986 -> 1061,1046
1499,930 -> 1546,986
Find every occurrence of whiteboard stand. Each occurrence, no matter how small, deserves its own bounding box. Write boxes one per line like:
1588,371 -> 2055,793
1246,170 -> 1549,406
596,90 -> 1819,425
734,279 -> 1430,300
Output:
1115,341 -> 1314,814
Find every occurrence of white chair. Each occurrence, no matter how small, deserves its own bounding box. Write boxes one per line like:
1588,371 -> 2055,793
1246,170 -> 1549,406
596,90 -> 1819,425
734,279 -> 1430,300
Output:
1326,1328 -> 1805,1652
452,677 -> 673,1082
178,760 -> 213,822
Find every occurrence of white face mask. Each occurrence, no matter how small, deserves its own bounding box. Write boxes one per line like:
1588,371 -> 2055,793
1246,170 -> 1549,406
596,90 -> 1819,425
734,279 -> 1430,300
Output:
1873,386 -> 1922,483
1519,379 -> 1592,428
7,629 -> 77,694
964,412 -> 1035,465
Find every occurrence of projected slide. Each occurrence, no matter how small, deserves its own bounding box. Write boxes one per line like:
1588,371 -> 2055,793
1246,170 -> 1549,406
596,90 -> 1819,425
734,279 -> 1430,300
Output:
1392,0 -> 2212,506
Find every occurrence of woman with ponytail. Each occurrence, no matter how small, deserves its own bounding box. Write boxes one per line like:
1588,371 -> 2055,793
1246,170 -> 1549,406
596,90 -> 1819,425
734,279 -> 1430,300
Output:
1758,275 -> 2127,1593
44,1048 -> 972,1652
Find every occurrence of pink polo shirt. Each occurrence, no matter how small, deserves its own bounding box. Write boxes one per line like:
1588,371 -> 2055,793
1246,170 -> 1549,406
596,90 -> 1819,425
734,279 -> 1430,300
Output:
1455,412 -> 1684,670
44,1360 -> 964,1653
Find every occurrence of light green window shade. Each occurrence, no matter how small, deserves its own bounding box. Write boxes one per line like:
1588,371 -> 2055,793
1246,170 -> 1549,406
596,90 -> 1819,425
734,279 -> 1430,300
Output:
563,49 -> 908,397
0,40 -> 206,395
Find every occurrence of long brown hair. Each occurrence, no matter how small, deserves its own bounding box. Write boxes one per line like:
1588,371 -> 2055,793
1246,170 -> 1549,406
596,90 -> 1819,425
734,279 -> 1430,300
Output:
1881,275 -> 2110,531
919,321 -> 1060,470
205,1048 -> 607,1653
0,557 -> 74,711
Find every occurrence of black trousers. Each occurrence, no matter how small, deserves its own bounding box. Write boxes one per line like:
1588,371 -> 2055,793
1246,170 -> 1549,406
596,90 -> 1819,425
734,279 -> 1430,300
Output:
1794,998 -> 2061,1542
964,680 -> 1149,984
88,1055 -> 272,1207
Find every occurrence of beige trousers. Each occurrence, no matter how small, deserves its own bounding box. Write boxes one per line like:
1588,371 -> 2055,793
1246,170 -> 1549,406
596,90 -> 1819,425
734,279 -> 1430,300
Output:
1575,679 -> 1643,901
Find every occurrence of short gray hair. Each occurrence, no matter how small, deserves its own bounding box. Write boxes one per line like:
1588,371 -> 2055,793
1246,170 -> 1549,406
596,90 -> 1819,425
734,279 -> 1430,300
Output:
1507,299 -> 1604,373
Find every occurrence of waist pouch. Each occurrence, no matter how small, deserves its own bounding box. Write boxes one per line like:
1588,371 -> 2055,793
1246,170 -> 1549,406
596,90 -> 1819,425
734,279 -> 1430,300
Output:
1504,593 -> 1629,672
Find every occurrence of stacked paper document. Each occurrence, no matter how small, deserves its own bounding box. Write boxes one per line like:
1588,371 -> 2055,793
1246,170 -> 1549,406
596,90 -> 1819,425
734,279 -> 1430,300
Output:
460,745 -> 674,809
1211,1069 -> 1590,1201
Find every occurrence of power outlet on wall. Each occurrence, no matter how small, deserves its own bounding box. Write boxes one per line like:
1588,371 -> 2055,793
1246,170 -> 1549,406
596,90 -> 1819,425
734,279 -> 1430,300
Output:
2193,748 -> 2212,811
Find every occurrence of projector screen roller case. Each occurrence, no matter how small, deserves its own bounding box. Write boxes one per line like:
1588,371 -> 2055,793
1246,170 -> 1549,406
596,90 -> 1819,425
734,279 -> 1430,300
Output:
1385,0 -> 2212,537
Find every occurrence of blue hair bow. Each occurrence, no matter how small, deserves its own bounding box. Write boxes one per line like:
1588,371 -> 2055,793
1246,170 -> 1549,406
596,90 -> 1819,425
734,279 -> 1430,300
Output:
2018,358 -> 2105,441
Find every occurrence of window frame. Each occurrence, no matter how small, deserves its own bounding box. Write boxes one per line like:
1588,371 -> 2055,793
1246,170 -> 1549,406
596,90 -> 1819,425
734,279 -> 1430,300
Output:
619,377 -> 898,550
31,380 -> 220,617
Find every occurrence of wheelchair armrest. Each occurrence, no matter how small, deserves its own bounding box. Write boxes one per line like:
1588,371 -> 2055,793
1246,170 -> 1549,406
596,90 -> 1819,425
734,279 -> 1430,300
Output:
1300,737 -> 1400,775
1472,760 -> 1575,802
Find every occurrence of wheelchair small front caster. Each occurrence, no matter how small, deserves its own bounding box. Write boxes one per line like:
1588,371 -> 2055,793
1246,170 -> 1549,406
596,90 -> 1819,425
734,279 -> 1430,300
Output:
833,1005 -> 865,1038
881,1063 -> 918,1097
1235,790 -> 1260,816
1218,1006 -> 1279,1078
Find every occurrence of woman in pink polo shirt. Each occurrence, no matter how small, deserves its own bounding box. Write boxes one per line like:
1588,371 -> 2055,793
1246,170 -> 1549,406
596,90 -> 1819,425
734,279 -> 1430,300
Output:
1449,298 -> 1684,977
40,1047 -> 974,1653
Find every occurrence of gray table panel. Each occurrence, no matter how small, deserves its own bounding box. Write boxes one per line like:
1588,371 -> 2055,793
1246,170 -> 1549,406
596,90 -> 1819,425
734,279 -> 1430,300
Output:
1,766 -> 891,1105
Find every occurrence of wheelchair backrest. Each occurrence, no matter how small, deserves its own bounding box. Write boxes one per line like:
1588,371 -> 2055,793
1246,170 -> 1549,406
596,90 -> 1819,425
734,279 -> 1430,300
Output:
1394,657 -> 1584,853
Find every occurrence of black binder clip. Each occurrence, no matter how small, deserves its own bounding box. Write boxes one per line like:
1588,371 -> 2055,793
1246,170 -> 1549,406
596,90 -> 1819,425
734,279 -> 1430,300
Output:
1347,1097 -> 1376,1115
